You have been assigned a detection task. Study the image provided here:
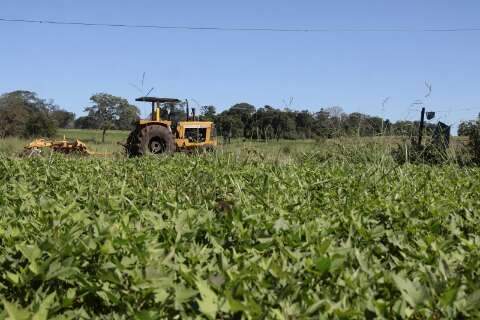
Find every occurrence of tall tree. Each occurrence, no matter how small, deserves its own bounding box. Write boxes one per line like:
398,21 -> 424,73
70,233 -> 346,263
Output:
229,103 -> 255,137
116,103 -> 140,130
74,116 -> 100,130
51,109 -> 75,128
84,93 -> 139,142
295,111 -> 314,139
0,90 -> 59,138
458,120 -> 476,136
200,105 -> 216,121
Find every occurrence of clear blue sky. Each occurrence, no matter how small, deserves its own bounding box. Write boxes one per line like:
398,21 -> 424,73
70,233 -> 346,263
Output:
1,0 -> 479,130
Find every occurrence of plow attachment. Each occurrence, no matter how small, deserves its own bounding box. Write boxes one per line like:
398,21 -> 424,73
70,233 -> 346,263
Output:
23,137 -> 110,157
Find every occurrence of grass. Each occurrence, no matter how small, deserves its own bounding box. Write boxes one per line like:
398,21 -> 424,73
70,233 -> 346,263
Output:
56,128 -> 129,146
56,129 -> 129,154
0,128 -> 469,161
0,130 -> 479,318
0,137 -> 28,156
0,129 -> 130,156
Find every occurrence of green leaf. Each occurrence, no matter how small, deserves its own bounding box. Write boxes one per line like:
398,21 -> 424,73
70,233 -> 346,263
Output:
440,287 -> 458,307
273,218 -> 289,232
465,290 -> 480,311
2,300 -> 31,320
175,285 -> 197,305
393,274 -> 427,308
100,239 -> 116,254
62,288 -> 77,308
196,280 -> 218,319
154,289 -> 169,304
315,257 -> 331,274
6,272 -> 20,285
16,244 -> 41,262
225,291 -> 245,313
135,310 -> 158,320
316,240 -> 331,255
32,292 -> 56,320
44,260 -> 78,281
355,249 -> 369,273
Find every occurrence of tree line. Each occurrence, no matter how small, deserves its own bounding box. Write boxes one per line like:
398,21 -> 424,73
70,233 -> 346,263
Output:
0,91 -> 74,138
212,103 -> 440,141
458,117 -> 480,137
0,90 -> 475,140
0,91 -> 140,142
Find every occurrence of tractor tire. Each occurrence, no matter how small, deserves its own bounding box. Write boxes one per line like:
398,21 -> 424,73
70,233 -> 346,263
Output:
126,125 -> 175,157
125,127 -> 142,157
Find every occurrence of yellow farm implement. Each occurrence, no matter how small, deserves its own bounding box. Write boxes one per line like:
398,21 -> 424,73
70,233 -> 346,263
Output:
23,137 -> 99,157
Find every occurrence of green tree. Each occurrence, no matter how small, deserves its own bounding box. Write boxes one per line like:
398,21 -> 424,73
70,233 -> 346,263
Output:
216,103 -> 255,140
229,103 -> 255,137
0,99 -> 29,138
25,111 -> 57,137
295,111 -> 314,138
84,93 -> 139,142
216,115 -> 244,143
74,116 -> 100,129
464,114 -> 480,164
313,109 -> 331,138
272,110 -> 296,140
200,105 -> 216,121
0,90 -> 58,138
116,103 -> 140,130
51,109 -> 75,128
458,121 -> 476,136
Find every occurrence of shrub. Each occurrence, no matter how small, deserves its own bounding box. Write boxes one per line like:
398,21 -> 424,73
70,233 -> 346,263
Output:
0,91 -> 63,138
392,140 -> 449,165
467,120 -> 480,165
24,112 -> 57,138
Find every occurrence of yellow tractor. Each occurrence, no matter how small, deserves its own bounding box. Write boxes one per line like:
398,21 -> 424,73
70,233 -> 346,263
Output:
124,97 -> 217,156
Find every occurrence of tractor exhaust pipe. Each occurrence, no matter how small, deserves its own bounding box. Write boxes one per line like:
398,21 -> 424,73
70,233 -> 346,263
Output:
192,108 -> 196,121
186,99 -> 190,121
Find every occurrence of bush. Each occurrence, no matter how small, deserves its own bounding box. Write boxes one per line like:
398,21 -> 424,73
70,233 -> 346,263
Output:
280,145 -> 291,155
392,140 -> 449,165
0,91 -> 64,138
467,121 -> 480,165
24,112 -> 57,138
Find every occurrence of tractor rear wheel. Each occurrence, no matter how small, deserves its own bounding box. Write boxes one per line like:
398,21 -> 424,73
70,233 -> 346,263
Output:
127,125 -> 175,156
125,127 -> 142,157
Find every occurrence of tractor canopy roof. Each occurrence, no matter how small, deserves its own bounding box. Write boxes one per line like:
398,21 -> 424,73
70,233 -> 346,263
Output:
136,97 -> 182,104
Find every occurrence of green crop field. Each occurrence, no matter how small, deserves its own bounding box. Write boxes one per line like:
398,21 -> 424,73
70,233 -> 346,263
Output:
0,131 -> 479,319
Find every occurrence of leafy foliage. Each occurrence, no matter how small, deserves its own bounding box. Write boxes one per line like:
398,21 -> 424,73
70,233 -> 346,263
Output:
0,91 -> 68,138
214,104 -> 440,141
0,151 -> 479,318
200,105 -> 217,121
392,141 -> 450,165
458,120 -> 477,137
79,93 -> 140,142
466,117 -> 480,165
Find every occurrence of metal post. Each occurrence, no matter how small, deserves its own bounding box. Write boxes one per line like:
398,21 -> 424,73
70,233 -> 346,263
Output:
156,102 -> 160,121
418,107 -> 425,145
